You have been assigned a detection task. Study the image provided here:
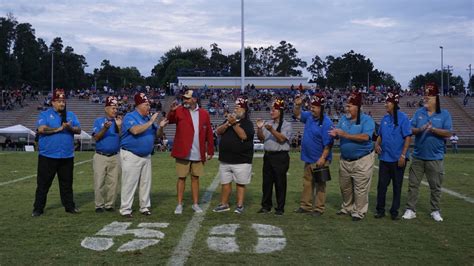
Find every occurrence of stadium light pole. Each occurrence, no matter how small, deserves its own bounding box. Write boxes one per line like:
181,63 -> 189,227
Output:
51,51 -> 54,94
440,46 -> 443,94
240,0 -> 245,93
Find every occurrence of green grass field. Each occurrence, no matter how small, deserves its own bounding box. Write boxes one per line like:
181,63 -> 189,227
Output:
0,151 -> 473,265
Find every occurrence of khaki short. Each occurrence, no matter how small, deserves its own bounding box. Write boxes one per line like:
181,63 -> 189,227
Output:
176,158 -> 204,177
218,163 -> 252,185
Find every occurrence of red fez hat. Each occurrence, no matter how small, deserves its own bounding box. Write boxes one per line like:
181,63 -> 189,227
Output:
134,92 -> 149,106
272,99 -> 285,110
425,82 -> 439,96
386,91 -> 400,104
311,93 -> 325,106
105,96 -> 118,107
348,91 -> 362,106
52,89 -> 65,101
235,97 -> 248,109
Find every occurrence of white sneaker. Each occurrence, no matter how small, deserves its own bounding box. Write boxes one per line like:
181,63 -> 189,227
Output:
174,204 -> 183,215
431,211 -> 444,222
192,204 -> 203,213
402,209 -> 417,220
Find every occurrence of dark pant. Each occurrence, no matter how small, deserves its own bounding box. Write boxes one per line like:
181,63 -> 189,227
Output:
261,151 -> 290,212
33,155 -> 75,212
376,160 -> 406,216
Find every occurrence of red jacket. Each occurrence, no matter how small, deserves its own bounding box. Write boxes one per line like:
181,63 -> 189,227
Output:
167,106 -> 214,161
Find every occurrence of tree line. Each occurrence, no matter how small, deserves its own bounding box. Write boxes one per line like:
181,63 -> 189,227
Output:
1,14 -> 470,92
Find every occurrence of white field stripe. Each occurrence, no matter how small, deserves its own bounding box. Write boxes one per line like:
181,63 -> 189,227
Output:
167,173 -> 221,266
373,165 -> 474,204
0,159 -> 92,186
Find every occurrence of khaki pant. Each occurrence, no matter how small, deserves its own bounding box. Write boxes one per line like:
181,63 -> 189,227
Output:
119,149 -> 152,215
406,157 -> 444,212
93,153 -> 121,209
300,163 -> 327,213
339,152 -> 375,218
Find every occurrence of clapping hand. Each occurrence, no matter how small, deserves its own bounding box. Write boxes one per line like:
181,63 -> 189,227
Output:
256,119 -> 264,129
159,118 -> 169,128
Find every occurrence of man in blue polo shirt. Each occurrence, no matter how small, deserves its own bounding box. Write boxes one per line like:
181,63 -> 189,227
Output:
374,91 -> 411,220
119,92 -> 165,218
293,93 -> 333,216
92,96 -> 122,213
329,90 -> 375,221
402,83 -> 452,222
32,89 -> 81,217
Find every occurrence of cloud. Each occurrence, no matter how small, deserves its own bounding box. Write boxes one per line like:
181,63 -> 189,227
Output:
351,17 -> 398,28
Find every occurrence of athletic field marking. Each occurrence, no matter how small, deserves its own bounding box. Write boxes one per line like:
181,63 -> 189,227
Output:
167,173 -> 221,266
373,166 -> 474,204
81,222 -> 169,252
0,159 -> 92,186
463,173 -> 469,176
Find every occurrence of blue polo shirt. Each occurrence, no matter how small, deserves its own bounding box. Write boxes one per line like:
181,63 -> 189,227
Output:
37,108 -> 80,159
120,110 -> 157,157
93,117 -> 120,154
300,111 -> 333,163
378,110 -> 412,162
411,107 -> 452,160
338,113 -> 375,160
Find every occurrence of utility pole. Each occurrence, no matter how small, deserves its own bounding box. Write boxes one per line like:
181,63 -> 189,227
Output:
51,52 -> 54,94
240,0 -> 245,93
446,65 -> 453,93
468,64 -> 472,93
440,46 -> 443,94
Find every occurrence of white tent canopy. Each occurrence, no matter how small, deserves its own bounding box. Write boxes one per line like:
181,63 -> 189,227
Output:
0,124 -> 36,142
74,130 -> 92,140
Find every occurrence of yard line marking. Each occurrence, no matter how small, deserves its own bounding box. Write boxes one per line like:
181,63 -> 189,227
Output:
0,159 -> 92,186
373,166 -> 474,204
168,172 -> 221,266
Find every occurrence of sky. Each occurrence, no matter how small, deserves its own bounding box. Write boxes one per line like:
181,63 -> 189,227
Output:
1,0 -> 473,88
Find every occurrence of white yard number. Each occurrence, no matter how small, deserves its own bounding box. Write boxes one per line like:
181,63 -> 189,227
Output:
207,223 -> 286,254
81,221 -> 169,252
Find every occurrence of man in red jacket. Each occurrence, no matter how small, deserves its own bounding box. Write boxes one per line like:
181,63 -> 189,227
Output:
167,90 -> 214,214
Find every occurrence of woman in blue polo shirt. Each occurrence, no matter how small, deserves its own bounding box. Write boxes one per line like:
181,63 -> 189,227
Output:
402,83 -> 452,222
374,91 -> 411,220
329,90 -> 375,221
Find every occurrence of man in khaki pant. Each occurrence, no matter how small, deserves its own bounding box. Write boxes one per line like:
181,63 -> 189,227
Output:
92,96 -> 122,213
329,90 -> 375,221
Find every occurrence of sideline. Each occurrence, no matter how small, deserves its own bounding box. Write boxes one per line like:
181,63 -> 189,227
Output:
0,159 -> 93,186
373,165 -> 474,204
167,172 -> 221,266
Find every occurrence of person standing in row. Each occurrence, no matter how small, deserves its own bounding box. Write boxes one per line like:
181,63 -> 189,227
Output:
293,94 -> 333,216
92,96 -> 122,213
119,92 -> 166,218
402,83 -> 452,222
167,90 -> 214,215
256,99 -> 292,215
374,91 -> 411,220
213,97 -> 254,214
32,88 -> 81,217
329,91 -> 375,221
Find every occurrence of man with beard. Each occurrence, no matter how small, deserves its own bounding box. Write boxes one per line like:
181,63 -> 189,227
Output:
329,91 -> 375,221
213,97 -> 254,214
167,90 -> 214,215
374,91 -> 411,220
119,92 -> 166,218
256,98 -> 292,215
32,88 -> 81,217
293,94 -> 334,216
402,83 -> 452,222
92,96 -> 122,213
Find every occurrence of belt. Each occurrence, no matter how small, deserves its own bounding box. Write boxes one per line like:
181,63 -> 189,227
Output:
96,151 -> 118,157
342,150 -> 373,162
265,150 -> 289,155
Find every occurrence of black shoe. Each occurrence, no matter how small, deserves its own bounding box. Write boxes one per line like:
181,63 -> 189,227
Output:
352,216 -> 362,222
141,211 -> 151,216
374,212 -> 385,219
391,214 -> 400,220
105,207 -> 115,212
32,210 -> 43,217
122,213 -> 133,218
274,210 -> 284,216
311,211 -> 322,217
336,210 -> 348,216
257,208 -> 271,214
66,208 -> 80,214
294,207 -> 311,213
95,208 -> 105,213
